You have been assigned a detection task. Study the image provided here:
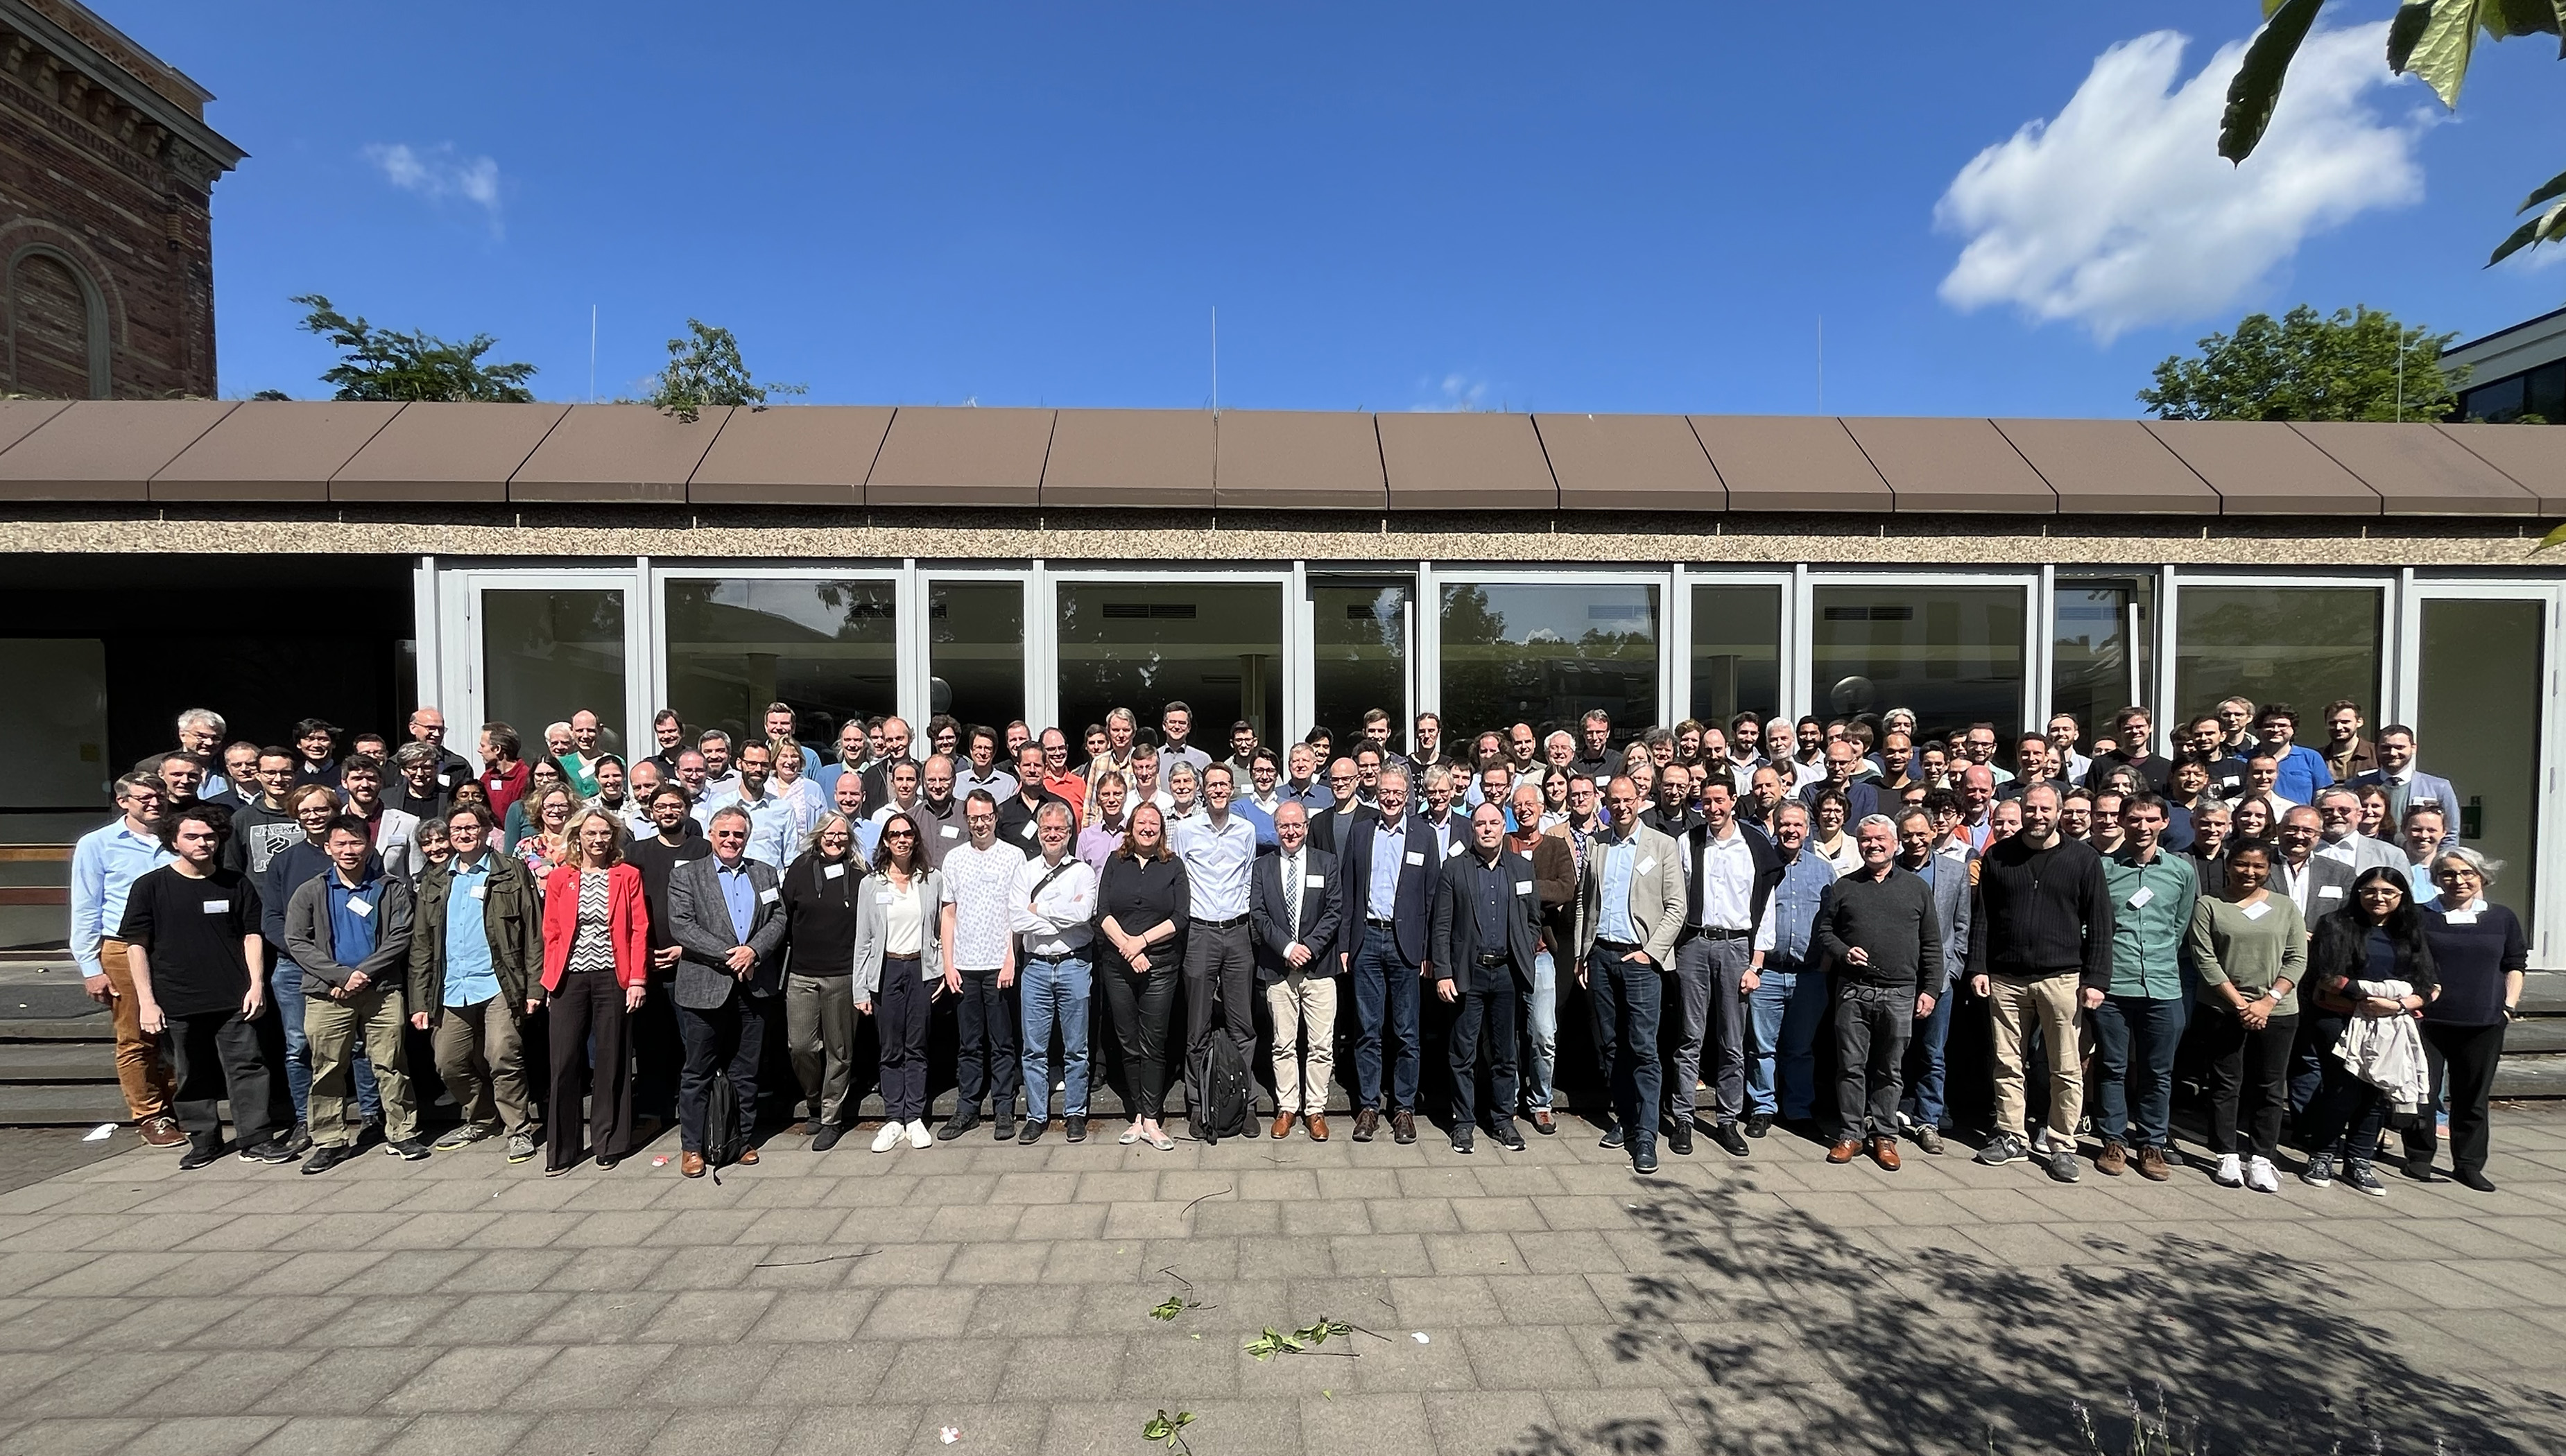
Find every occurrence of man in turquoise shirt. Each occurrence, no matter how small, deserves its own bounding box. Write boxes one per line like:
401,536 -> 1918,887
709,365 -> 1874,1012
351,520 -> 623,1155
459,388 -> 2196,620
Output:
2093,792 -> 2198,1182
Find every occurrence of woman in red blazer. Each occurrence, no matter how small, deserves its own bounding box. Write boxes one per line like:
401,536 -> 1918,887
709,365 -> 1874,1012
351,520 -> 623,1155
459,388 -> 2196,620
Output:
541,807 -> 651,1175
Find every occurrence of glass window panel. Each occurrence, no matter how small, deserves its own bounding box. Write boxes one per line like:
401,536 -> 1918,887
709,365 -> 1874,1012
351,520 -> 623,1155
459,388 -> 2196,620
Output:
0,638 -> 107,806
664,578 -> 896,749
2529,361 -> 2566,426
481,588 -> 625,752
1811,584 -> 2024,745
1311,579 -> 1409,747
2464,374 -> 2526,424
1058,582 -> 1283,748
929,581 -> 1025,733
2173,586 -> 2381,728
1688,584 -> 1782,729
2418,598 -> 2538,926
1439,582 -> 1659,740
2051,574 -> 2155,748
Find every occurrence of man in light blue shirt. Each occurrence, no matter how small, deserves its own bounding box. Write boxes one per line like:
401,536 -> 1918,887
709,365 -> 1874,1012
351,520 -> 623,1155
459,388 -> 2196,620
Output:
71,772 -> 182,1144
1745,803 -> 1834,1129
707,743 -> 796,869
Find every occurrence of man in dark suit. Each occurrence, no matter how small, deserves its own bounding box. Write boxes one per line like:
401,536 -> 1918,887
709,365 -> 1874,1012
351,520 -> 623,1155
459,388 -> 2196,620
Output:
1252,800 -> 1345,1141
665,804 -> 787,1177
1337,763 -> 1440,1145
1431,803 -> 1538,1154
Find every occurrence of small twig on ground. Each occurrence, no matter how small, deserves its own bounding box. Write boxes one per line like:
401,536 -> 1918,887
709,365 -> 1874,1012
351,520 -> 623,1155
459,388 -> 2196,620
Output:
1179,1186 -> 1234,1215
754,1249 -> 879,1269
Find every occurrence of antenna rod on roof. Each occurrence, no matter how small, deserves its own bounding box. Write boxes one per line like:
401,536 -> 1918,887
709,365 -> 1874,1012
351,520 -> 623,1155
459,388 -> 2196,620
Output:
1212,304 -> 1219,418
1816,315 -> 1824,413
589,305 -> 598,405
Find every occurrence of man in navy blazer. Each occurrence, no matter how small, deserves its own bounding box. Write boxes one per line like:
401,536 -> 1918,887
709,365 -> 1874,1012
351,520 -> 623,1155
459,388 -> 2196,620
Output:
1336,763 -> 1439,1146
2351,726 -> 2460,837
1252,801 -> 1345,1140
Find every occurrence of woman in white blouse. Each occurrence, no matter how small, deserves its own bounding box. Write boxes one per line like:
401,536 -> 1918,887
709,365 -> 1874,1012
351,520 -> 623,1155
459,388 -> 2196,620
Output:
854,811 -> 946,1152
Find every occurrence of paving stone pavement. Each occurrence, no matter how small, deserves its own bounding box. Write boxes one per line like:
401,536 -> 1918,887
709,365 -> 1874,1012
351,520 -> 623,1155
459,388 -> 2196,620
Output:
1,1107 -> 2563,1455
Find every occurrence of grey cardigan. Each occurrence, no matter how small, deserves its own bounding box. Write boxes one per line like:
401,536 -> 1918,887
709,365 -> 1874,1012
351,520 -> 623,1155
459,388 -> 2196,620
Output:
853,867 -> 946,999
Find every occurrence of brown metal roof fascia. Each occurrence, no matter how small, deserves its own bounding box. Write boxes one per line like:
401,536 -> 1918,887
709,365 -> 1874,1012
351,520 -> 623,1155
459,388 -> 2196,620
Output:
331,401 -> 571,503
150,399 -> 402,502
2142,419 -> 2380,516
1993,417 -> 2218,516
0,399 -> 234,501
0,399 -> 71,458
1533,412 -> 1725,511
1686,415 -> 1891,512
1839,416 -> 2056,514
2431,424 -> 2566,514
1376,411 -> 1558,511
2290,421 -> 2538,517
1040,408 -> 1214,509
863,406 -> 1053,508
1212,409 -> 1388,511
508,404 -> 732,503
687,405 -> 893,507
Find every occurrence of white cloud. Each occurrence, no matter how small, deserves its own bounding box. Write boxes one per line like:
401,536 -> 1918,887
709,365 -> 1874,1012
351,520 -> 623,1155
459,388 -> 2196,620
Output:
364,143 -> 504,235
1935,24 -> 2427,342
1411,373 -> 1491,412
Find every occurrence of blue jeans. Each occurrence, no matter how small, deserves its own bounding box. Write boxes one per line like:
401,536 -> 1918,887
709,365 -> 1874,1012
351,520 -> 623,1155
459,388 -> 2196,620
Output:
1519,950 -> 1557,1112
1587,946 -> 1663,1150
1019,953 -> 1093,1118
270,962 -> 378,1127
1902,980 -> 1956,1128
1746,966 -> 1829,1120
2090,994 -> 2185,1148
1351,935 -> 1422,1111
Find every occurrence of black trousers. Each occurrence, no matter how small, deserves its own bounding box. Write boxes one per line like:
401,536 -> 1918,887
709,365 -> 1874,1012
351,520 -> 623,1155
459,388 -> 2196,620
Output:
2402,1019 -> 2506,1176
2199,1008 -> 2296,1158
166,1006 -> 291,1152
1185,920 -> 1257,1061
954,965 -> 1020,1113
546,968 -> 634,1170
678,992 -> 768,1155
1447,972 -> 1521,1132
1103,958 -> 1178,1120
875,957 -> 931,1123
1832,981 -> 1911,1141
631,969 -> 682,1122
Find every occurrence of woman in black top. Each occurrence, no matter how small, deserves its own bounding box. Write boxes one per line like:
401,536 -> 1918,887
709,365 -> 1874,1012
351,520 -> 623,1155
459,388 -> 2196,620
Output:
1097,804 -> 1189,1151
2402,846 -> 2526,1192
2300,867 -> 2438,1197
781,811 -> 866,1151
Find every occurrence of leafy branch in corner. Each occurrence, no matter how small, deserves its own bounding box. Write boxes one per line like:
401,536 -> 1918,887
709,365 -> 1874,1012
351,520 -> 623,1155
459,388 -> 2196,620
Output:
1142,1408 -> 1196,1453
1244,1316 -> 1386,1360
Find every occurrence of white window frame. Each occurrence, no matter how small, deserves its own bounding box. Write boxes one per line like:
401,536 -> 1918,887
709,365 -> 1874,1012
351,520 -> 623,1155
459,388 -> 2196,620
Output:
1674,565 -> 1796,730
433,560 -> 652,757
913,562 -> 1038,733
1297,567 -> 1420,743
646,558 -> 909,741
2158,568 -> 2400,735
1422,566 -> 1676,734
1044,564 -> 1297,745
1798,568 -> 2043,736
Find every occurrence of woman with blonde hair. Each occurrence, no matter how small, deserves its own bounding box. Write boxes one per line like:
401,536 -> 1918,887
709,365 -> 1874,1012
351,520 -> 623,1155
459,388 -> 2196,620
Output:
539,806 -> 648,1174
1097,804 -> 1189,1150
516,783 -> 578,882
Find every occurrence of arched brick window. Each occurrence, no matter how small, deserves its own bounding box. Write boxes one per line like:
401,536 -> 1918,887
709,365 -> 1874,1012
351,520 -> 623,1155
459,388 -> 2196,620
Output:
7,245 -> 110,399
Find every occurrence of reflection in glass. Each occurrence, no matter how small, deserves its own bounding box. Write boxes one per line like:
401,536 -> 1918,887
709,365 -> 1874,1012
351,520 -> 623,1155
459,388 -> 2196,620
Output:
664,578 -> 895,748
1810,584 -> 2023,745
2173,587 -> 2381,727
1439,582 -> 1658,738
930,582 -> 1025,733
1689,584 -> 1782,729
482,589 -> 624,749
1312,580 -> 1409,745
2051,575 -> 2155,748
1058,582 -> 1282,747
2418,598 -> 2533,924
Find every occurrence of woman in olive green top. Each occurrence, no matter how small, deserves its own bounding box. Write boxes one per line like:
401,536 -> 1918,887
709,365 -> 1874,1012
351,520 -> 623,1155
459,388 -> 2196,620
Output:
2185,840 -> 2305,1194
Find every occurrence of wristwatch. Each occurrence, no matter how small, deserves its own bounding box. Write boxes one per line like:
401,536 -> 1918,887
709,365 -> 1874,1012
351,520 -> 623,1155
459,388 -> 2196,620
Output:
2505,1005 -> 2522,1023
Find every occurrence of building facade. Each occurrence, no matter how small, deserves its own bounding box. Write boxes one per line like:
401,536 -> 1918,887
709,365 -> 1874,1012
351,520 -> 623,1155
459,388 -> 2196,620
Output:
2449,305 -> 2566,426
0,0 -> 242,399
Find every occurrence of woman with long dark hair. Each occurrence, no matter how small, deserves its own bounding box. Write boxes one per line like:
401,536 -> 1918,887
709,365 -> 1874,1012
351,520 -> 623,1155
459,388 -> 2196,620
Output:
2402,847 -> 2525,1192
1098,804 -> 1188,1151
854,811 -> 942,1153
2300,866 -> 2436,1197
2185,840 -> 2303,1193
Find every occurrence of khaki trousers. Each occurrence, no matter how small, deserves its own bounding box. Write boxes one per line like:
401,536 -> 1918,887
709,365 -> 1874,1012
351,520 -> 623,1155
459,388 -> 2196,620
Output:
96,938 -> 175,1122
306,981 -> 416,1146
431,996 -> 540,1136
1265,971 -> 1338,1116
1987,971 -> 2088,1143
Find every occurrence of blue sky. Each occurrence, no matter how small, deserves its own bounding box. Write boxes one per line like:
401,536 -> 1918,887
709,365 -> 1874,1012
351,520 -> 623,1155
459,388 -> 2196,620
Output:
108,3 -> 2566,416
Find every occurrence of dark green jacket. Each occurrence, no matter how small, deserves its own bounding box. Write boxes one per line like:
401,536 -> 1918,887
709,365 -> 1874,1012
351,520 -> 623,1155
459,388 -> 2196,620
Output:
406,852 -> 543,1019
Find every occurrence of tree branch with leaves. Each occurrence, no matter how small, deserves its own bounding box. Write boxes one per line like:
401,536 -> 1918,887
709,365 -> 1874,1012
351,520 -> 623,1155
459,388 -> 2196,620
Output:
644,319 -> 806,422
2139,304 -> 2461,420
289,294 -> 537,402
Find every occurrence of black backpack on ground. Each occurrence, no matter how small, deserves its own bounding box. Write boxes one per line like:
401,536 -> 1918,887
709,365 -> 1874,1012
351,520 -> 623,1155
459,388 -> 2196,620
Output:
1185,1025 -> 1252,1143
703,1067 -> 743,1168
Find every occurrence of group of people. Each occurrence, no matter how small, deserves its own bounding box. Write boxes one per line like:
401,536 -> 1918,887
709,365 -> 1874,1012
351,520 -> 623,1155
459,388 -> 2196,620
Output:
69,692 -> 2522,1196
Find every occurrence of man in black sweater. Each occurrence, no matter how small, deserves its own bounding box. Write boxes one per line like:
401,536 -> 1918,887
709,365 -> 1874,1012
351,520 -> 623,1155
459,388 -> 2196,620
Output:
1813,815 -> 1943,1170
1965,783 -> 2114,1182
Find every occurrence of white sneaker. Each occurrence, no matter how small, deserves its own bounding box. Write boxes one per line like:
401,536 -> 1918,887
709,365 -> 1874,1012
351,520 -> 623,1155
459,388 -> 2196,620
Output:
871,1122 -> 904,1153
2212,1153 -> 2244,1187
2246,1156 -> 2280,1194
904,1118 -> 933,1150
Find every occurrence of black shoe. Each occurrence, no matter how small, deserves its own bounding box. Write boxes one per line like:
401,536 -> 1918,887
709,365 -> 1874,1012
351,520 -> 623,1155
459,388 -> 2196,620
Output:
282,1124 -> 313,1158
1744,1112 -> 1773,1139
300,1143 -> 361,1176
811,1124 -> 845,1152
1599,1125 -> 1626,1150
1633,1145 -> 1660,1175
1243,1113 -> 1262,1138
1451,1127 -> 1475,1155
236,1137 -> 295,1165
1065,1116 -> 1088,1143
2402,1153 -> 2435,1182
180,1143 -> 223,1171
1712,1122 -> 1750,1157
803,1116 -> 823,1137
383,1136 -> 431,1161
1494,1123 -> 1526,1152
992,1108 -> 1017,1142
1667,1123 -> 1694,1156
1017,1119 -> 1047,1145
937,1111 -> 979,1141
2455,1168 -> 2497,1193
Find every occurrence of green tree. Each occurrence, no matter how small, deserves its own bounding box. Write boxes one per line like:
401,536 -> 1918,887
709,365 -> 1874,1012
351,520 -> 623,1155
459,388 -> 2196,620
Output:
2138,304 -> 2461,421
289,294 -> 537,402
2219,0 -> 2564,264
644,319 -> 805,422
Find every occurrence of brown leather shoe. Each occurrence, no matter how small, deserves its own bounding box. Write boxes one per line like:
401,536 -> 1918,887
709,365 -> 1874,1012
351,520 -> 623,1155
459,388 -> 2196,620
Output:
2135,1145 -> 2171,1182
139,1114 -> 187,1149
1352,1107 -> 1380,1142
1390,1109 -> 1417,1145
1271,1112 -> 1296,1140
1870,1136 -> 1902,1172
680,1152 -> 706,1179
737,1146 -> 759,1166
1826,1138 -> 1861,1164
1307,1113 -> 1329,1142
2095,1142 -> 2128,1177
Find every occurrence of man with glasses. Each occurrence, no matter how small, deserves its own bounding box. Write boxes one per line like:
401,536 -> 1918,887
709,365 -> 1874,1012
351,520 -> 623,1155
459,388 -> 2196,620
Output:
409,801 -> 543,1163
1308,757 -> 1367,855
1957,723 -> 2013,787
958,725 -> 1017,801
2087,707 -> 2171,794
1176,764 -> 1262,1135
667,805 -> 786,1177
1013,801 -> 1098,1144
940,790 -> 1028,1141
1038,728 -> 1090,824
74,772 -> 185,1147
2314,786 -> 2403,874
2254,705 -> 2332,807
1341,763 -> 1438,1145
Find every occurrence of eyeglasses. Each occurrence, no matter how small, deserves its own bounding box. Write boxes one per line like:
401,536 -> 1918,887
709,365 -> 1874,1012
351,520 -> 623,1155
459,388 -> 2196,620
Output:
884,829 -> 915,840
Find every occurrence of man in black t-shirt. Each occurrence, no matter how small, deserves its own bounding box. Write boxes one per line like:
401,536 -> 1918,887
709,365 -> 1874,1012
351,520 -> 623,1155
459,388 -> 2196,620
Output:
120,804 -> 295,1170
627,784 -> 712,1124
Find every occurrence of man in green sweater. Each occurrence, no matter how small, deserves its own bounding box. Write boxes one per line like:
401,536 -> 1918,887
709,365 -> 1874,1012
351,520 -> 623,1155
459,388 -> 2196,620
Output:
2094,792 -> 2199,1181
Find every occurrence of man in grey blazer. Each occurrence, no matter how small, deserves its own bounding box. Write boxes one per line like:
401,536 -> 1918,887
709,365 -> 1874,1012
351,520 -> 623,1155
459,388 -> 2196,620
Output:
1252,801 -> 1345,1141
666,804 -> 788,1177
1574,776 -> 1688,1174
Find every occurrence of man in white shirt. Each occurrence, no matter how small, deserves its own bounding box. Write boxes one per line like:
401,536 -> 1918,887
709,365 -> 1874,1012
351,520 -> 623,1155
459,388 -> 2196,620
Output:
1175,765 -> 1261,1133
1676,777 -> 1778,1159
1011,801 -> 1098,1144
956,725 -> 1018,801
938,791 -> 1028,1141
866,760 -> 926,829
